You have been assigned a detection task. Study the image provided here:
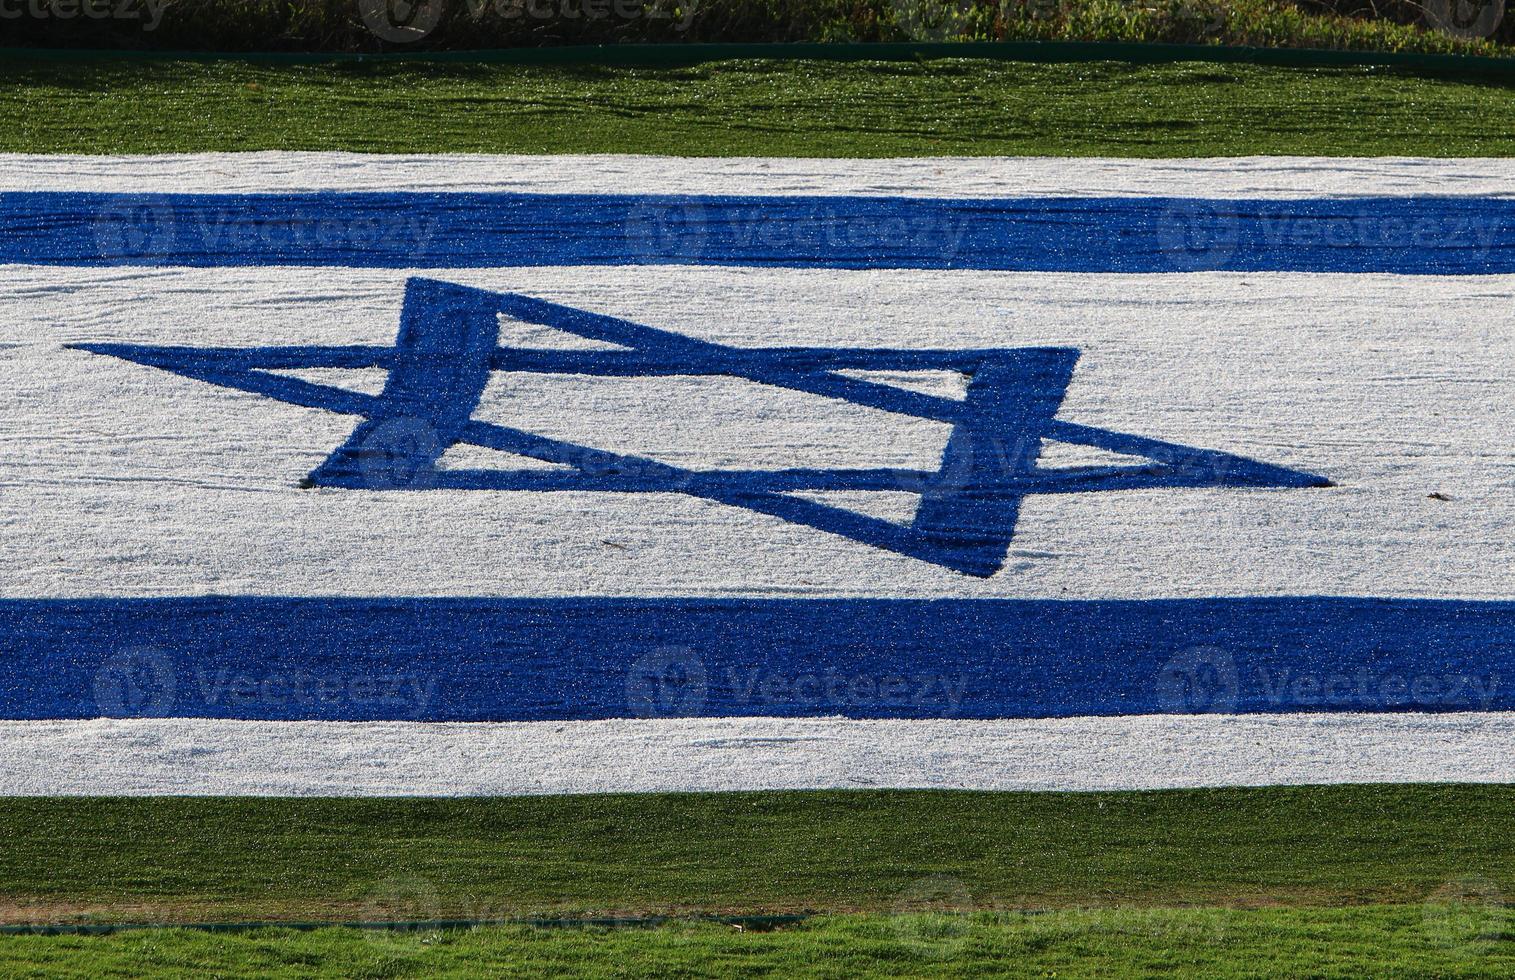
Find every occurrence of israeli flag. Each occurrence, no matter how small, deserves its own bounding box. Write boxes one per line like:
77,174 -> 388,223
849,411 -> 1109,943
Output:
1,154 -> 1513,795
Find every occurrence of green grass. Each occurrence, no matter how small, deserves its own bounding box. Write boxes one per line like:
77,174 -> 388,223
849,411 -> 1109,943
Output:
2,786 -> 1512,924
8,57 -> 1515,156
2,906 -> 1514,977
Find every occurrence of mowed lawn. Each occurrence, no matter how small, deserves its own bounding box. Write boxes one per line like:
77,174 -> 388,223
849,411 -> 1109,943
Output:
6,905 -> 1515,978
6,787 -> 1515,922
1,786 -> 1514,976
5,55 -> 1515,156
1,787 -> 1514,973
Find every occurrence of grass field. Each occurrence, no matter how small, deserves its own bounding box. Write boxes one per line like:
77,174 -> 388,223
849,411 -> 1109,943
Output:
4,905 -> 1514,978
7,56 -> 1515,156
3,786 -> 1513,974
1,786 -> 1511,923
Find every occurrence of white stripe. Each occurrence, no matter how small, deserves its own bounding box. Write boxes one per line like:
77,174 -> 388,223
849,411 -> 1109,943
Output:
3,712 -> 1510,795
2,265 -> 1510,599
4,153 -> 1515,197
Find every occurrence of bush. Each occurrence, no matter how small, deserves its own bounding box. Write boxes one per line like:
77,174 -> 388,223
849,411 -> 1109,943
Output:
0,0 -> 1508,55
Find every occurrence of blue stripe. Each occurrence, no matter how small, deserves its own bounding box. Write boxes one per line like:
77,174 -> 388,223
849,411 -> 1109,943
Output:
3,597 -> 1511,722
4,192 -> 1513,272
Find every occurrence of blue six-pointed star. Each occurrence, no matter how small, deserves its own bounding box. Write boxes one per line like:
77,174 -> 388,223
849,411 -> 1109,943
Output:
74,278 -> 1329,577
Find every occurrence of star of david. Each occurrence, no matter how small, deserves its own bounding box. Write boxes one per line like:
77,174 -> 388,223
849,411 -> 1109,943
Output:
74,278 -> 1330,577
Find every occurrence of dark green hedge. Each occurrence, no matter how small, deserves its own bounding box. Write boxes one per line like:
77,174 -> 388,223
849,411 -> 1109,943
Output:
0,0 -> 1508,55
11,0 -> 848,51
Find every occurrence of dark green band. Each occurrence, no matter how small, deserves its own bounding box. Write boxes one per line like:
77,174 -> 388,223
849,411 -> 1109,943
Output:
5,40 -> 1515,74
